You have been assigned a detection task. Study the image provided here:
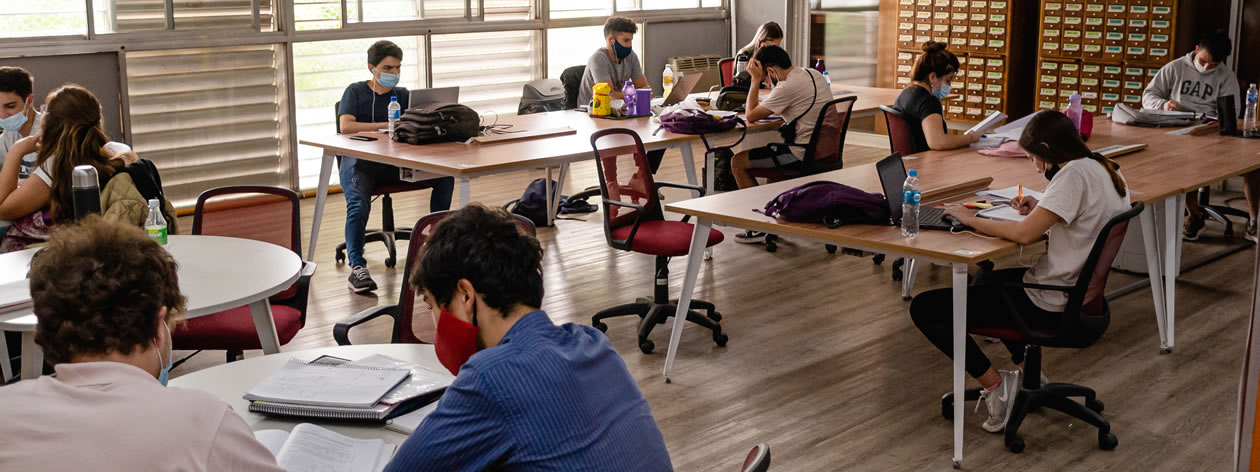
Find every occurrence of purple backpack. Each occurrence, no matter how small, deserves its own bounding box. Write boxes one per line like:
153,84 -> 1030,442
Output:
759,181 -> 890,228
655,109 -> 744,135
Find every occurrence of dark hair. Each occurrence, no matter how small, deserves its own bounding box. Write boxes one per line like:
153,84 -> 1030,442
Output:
368,40 -> 403,66
738,21 -> 784,57
29,217 -> 187,365
604,16 -> 638,37
413,205 -> 544,314
35,85 -> 124,222
1019,110 -> 1127,198
753,45 -> 792,70
0,66 -> 33,99
911,41 -> 960,82
1198,30 -> 1233,62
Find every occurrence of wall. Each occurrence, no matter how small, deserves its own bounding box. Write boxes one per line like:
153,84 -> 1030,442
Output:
0,51 -> 125,142
734,0 -> 788,56
642,19 -> 729,95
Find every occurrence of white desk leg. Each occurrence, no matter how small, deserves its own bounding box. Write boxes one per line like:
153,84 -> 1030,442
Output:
545,167 -> 555,225
902,258 -> 919,300
545,164 -> 570,226
1139,202 -> 1170,353
1163,194 -> 1180,351
0,331 -> 11,382
951,263 -> 968,469
458,177 -> 472,207
662,217 -> 711,383
249,299 -> 282,355
679,144 -> 703,198
307,150 -> 335,261
20,332 -> 41,380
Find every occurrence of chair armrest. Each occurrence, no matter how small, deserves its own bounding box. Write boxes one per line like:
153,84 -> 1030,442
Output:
333,305 -> 402,346
655,181 -> 706,197
604,199 -> 648,248
276,261 -> 318,325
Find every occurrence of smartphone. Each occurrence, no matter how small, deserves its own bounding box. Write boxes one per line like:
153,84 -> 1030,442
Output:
349,136 -> 378,142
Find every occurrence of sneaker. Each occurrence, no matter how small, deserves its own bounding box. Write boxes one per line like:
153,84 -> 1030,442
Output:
348,265 -> 378,293
1183,212 -> 1206,241
734,231 -> 766,244
1247,220 -> 1257,243
978,370 -> 1021,433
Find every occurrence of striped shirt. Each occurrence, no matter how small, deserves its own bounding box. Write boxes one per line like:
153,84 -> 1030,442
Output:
384,311 -> 672,471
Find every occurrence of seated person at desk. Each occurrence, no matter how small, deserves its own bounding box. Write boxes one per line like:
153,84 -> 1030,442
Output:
577,17 -> 665,173
384,205 -> 672,471
0,218 -> 283,471
1142,30 -> 1255,241
732,21 -> 783,88
339,40 -> 455,293
909,111 -> 1130,433
0,67 -> 41,179
892,41 -> 981,154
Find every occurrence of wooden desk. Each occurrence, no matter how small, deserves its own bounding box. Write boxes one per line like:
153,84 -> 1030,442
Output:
298,84 -> 905,261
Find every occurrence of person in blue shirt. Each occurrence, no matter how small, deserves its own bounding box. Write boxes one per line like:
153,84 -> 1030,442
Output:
338,40 -> 455,294
384,204 -> 672,472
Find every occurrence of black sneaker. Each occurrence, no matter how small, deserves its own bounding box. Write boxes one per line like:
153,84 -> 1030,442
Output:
1183,212 -> 1206,241
734,230 -> 766,244
348,265 -> 377,293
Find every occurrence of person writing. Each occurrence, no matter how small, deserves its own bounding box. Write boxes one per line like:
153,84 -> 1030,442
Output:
892,41 -> 981,154
909,111 -> 1131,434
0,217 -> 283,471
384,205 -> 672,471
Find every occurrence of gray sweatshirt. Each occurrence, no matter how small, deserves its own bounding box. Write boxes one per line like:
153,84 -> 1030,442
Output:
1143,52 -> 1241,115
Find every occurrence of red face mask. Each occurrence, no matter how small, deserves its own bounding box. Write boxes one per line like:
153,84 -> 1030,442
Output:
434,308 -> 479,375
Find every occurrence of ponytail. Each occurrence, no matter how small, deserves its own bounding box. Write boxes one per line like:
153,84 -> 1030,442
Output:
1088,152 -> 1127,198
1019,111 -> 1127,198
911,41 -> 959,82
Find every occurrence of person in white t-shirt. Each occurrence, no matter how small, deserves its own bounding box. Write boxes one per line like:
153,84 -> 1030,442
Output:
909,110 -> 1131,435
0,67 -> 42,180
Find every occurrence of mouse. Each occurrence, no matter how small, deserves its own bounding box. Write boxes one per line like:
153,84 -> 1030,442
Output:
943,214 -> 966,231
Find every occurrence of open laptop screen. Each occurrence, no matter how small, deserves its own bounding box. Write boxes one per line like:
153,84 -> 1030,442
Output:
876,153 -> 907,225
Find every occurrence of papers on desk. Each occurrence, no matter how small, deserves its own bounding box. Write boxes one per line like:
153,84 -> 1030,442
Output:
245,359 -> 411,408
0,279 -> 31,313
966,111 -> 1008,136
255,423 -> 396,472
386,403 -> 439,435
976,205 -> 1027,222
977,186 -> 1043,202
1093,143 -> 1147,158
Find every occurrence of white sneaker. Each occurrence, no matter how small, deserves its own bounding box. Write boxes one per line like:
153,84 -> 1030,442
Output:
978,370 -> 1020,433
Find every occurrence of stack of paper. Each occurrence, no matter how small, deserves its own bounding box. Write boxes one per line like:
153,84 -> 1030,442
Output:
243,356 -> 451,422
255,423 -> 396,472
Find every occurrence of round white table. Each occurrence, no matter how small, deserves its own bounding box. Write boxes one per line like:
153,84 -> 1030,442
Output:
170,344 -> 440,444
0,235 -> 303,380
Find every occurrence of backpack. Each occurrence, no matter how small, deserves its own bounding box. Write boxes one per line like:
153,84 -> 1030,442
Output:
714,85 -> 749,112
759,181 -> 889,228
655,110 -> 746,192
505,178 -> 597,227
393,102 -> 480,145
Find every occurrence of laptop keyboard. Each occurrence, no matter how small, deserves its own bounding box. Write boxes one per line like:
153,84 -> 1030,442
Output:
920,207 -> 949,227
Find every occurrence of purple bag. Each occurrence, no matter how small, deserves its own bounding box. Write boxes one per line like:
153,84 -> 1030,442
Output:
759,181 -> 890,228
654,109 -> 744,135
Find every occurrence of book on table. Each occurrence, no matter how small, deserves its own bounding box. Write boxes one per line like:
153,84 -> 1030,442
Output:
255,423 -> 396,472
244,355 -> 454,421
0,279 -> 31,313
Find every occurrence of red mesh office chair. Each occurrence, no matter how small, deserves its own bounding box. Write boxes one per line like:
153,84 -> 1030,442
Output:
740,443 -> 771,472
942,202 -> 1144,454
173,186 -> 316,363
718,57 -> 735,88
589,128 -> 728,354
334,210 -> 536,345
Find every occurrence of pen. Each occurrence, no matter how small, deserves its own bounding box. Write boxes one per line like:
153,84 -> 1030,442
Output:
1017,185 -> 1022,201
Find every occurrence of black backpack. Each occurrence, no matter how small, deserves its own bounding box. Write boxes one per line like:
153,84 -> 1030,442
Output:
392,102 -> 480,145
505,178 -> 596,227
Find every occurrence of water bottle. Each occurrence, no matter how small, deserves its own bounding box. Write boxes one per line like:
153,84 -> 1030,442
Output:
1246,84 -> 1258,128
1066,93 -> 1084,132
145,198 -> 168,246
71,165 -> 101,220
662,64 -> 675,98
822,70 -> 832,87
814,59 -> 827,74
901,170 -> 921,239
622,80 -> 637,115
387,96 -> 401,136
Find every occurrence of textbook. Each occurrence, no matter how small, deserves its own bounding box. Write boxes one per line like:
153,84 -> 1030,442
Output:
255,423 -> 396,472
246,356 -> 453,422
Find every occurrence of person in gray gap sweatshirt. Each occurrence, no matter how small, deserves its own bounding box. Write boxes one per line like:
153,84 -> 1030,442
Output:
1143,30 -> 1255,242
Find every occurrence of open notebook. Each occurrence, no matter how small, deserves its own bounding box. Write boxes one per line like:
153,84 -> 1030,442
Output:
255,423 -> 396,472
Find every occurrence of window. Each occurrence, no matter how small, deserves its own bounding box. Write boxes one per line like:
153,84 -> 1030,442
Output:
92,0 -> 275,34
546,24 -> 644,81
549,0 -> 611,19
616,0 -> 705,10
294,0 -> 342,31
810,1 -> 879,86
126,45 -> 289,206
294,37 -> 426,190
431,30 -> 538,114
0,1 -> 93,38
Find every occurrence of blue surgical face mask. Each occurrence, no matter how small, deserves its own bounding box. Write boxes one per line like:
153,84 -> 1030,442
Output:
612,41 -> 633,61
156,322 -> 172,386
932,82 -> 951,100
377,71 -> 400,89
0,110 -> 27,132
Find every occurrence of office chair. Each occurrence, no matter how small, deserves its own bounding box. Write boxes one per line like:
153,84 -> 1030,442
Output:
740,443 -> 771,472
745,96 -> 857,253
560,65 -> 586,110
718,57 -> 735,88
1193,79 -> 1253,239
941,202 -> 1144,454
589,128 -> 728,354
173,186 -> 316,363
334,210 -> 536,345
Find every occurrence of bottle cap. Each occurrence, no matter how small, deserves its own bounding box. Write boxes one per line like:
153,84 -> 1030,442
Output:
908,170 -> 917,177
390,96 -> 398,101
71,165 -> 99,189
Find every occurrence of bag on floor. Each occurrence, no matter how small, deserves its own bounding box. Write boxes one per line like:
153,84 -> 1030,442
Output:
505,178 -> 596,227
699,128 -> 746,193
393,102 -> 480,145
759,181 -> 889,228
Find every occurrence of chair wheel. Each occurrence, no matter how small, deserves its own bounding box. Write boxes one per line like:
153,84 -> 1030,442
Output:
765,241 -> 777,252
593,321 -> 608,333
713,332 -> 728,347
873,254 -> 885,264
1006,437 -> 1025,453
941,395 -> 954,420
1098,432 -> 1118,450
639,340 -> 655,354
708,312 -> 722,322
335,251 -> 346,264
1086,398 -> 1104,414
385,257 -> 396,268
825,244 -> 838,254
892,269 -> 903,281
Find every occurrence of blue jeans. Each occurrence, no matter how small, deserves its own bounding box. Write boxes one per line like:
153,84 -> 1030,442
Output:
339,156 -> 455,267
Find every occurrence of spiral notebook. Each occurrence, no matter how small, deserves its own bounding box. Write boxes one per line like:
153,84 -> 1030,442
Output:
245,356 -> 452,422
245,359 -> 411,408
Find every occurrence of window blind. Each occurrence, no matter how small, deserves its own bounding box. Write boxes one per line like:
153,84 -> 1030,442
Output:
95,0 -> 274,33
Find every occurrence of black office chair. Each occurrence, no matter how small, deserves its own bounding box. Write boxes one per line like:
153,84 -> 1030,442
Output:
1196,187 -> 1250,238
740,443 -> 771,472
560,65 -> 585,110
941,202 -> 1144,454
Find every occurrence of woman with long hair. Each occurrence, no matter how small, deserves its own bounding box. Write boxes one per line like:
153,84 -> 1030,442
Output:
736,21 -> 784,60
892,41 -> 981,153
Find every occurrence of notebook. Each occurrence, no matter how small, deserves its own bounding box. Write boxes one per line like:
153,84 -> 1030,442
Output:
976,205 -> 1028,222
244,359 -> 411,408
246,356 -> 453,421
977,186 -> 1044,202
255,423 -> 396,472
0,279 -> 31,313
385,403 -> 440,435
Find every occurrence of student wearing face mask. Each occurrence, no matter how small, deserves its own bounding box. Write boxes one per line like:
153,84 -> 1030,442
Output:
0,218 -> 283,471
0,67 -> 40,179
577,17 -> 666,174
892,41 -> 981,154
383,204 -> 671,472
1142,31 -> 1254,241
337,40 -> 455,294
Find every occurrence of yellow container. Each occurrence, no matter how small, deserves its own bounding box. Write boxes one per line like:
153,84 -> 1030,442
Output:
591,83 -> 611,117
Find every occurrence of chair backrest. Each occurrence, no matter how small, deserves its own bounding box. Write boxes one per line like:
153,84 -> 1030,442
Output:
192,185 -> 302,256
740,443 -> 771,472
334,101 -> 341,134
561,65 -> 586,110
802,96 -> 857,173
718,57 -> 735,88
879,105 -> 914,156
1069,202 -> 1145,317
590,128 -> 664,251
394,210 -> 537,344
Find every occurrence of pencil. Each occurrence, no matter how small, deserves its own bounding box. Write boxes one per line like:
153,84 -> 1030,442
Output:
1018,185 -> 1022,201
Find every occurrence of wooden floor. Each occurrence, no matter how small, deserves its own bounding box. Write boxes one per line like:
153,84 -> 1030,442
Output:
172,142 -> 1252,471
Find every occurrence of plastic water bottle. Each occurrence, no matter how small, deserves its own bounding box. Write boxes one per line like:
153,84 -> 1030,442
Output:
1066,93 -> 1084,132
662,64 -> 675,98
1246,84 -> 1258,128
145,198 -> 168,246
622,80 -> 637,115
822,70 -> 832,87
387,96 -> 401,136
901,170 -> 921,239
814,59 -> 827,74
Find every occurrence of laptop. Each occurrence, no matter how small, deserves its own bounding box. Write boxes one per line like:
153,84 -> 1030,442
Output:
408,86 -> 460,108
876,153 -> 965,231
1216,95 -> 1260,138
651,72 -> 705,107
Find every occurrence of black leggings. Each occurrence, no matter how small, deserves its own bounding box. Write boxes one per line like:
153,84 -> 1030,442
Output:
909,268 -> 1064,378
